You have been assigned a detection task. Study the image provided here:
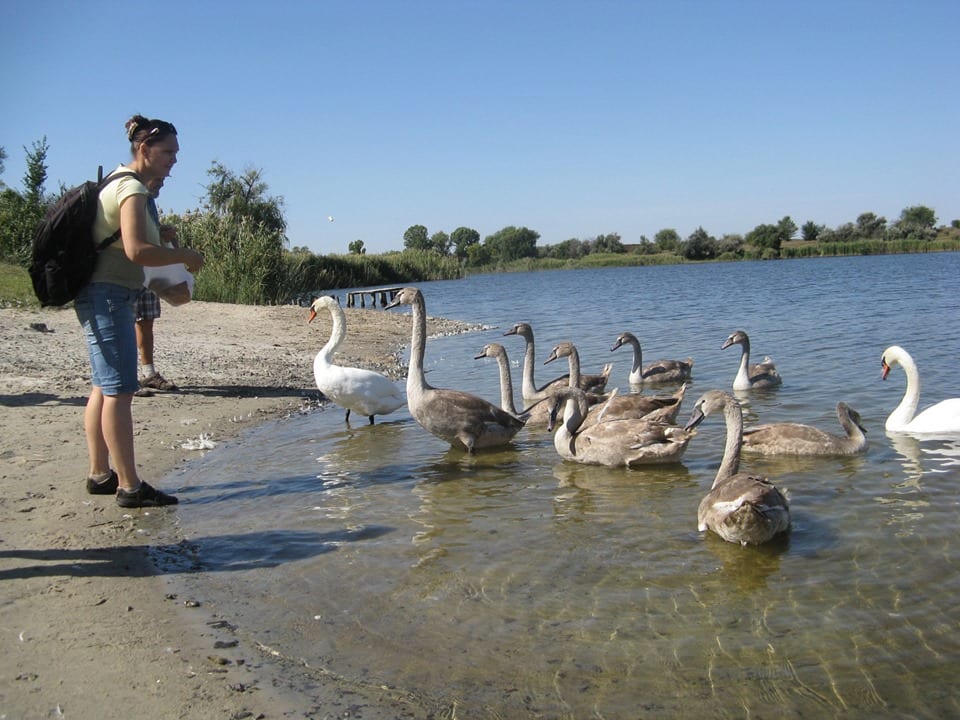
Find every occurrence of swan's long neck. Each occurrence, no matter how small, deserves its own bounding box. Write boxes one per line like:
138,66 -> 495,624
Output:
566,347 -> 581,386
493,350 -> 517,415
628,337 -> 642,377
716,398 -> 744,487
734,339 -> 751,388
520,331 -> 539,398
888,355 -> 921,428
555,390 -> 588,455
318,304 -> 345,363
407,293 -> 430,394
838,407 -> 865,443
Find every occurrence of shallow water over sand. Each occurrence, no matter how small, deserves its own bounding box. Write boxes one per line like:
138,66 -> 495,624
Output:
166,254 -> 960,717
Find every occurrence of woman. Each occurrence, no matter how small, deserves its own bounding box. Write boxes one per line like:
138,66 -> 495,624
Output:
76,114 -> 204,507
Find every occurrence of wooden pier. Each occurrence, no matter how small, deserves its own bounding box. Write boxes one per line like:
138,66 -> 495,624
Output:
345,286 -> 403,308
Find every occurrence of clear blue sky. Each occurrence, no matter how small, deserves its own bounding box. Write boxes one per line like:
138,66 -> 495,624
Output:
2,0 -> 958,254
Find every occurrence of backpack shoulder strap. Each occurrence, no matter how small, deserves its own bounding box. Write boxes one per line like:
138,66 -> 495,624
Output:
94,168 -> 144,249
99,169 -> 141,189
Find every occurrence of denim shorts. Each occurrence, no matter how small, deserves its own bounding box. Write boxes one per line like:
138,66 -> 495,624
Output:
74,283 -> 140,395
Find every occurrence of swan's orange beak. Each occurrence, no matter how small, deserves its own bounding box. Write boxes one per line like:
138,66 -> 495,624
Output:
881,359 -> 891,380
307,310 -> 317,323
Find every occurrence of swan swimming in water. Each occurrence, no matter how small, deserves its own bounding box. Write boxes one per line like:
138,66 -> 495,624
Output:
610,331 -> 693,385
742,402 -> 868,455
546,385 -> 692,467
545,341 -> 686,426
386,287 -> 524,452
309,296 -> 404,424
881,345 -> 960,434
721,330 -> 782,390
684,390 -> 791,546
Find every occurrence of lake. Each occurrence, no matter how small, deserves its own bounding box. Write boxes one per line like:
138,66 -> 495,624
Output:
165,253 -> 960,718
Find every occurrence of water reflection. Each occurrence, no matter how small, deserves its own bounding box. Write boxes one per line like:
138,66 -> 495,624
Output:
700,531 -> 789,593
167,255 -> 960,718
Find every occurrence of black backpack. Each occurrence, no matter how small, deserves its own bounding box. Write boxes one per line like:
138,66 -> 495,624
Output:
29,166 -> 138,306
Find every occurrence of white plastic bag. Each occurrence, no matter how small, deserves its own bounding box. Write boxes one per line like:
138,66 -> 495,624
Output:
143,263 -> 194,306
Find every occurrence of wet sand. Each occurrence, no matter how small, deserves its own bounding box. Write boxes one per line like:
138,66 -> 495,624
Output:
0,299 -> 474,719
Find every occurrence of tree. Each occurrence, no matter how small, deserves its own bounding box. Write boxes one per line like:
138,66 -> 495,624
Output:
483,226 -> 540,263
681,226 -> 718,260
466,242 -> 491,266
855,212 -> 886,239
717,233 -> 744,256
899,205 -> 937,229
545,238 -> 585,259
777,216 -> 797,243
885,205 -> 938,241
0,137 -> 49,265
430,230 -> 451,255
592,233 -> 625,254
451,226 -> 480,260
22,137 -> 48,206
403,224 -> 430,251
204,162 -> 286,239
349,239 -> 366,255
745,223 -> 782,253
801,221 -> 822,242
653,228 -> 680,252
0,146 -> 7,189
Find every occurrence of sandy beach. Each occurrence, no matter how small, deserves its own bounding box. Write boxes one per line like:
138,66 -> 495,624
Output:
0,299 -> 476,719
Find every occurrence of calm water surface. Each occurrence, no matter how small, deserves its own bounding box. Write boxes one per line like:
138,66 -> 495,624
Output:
166,254 -> 960,718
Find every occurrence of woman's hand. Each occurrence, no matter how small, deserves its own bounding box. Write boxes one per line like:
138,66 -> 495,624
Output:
179,248 -> 205,274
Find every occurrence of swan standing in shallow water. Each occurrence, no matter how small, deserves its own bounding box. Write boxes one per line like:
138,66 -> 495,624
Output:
684,390 -> 791,546
386,287 -> 524,452
610,331 -> 693,385
881,345 -> 960,433
721,330 -> 782,390
546,385 -> 692,467
309,296 -> 404,424
503,322 -> 612,402
742,402 -> 868,455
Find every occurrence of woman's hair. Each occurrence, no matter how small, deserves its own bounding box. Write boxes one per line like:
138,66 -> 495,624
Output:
125,114 -> 177,152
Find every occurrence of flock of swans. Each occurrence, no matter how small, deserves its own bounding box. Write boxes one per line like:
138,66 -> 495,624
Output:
308,289 -> 960,548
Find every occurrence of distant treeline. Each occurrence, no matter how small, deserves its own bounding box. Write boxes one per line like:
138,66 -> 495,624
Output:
2,139 -> 957,306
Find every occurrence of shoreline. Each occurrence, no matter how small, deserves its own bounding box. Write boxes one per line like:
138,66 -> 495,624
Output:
0,299 -> 476,718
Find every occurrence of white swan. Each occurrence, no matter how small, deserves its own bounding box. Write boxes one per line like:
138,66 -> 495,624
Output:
610,331 -> 693,385
684,390 -> 791,546
308,296 -> 405,424
881,345 -> 960,433
546,385 -> 692,467
503,322 -> 612,402
386,287 -> 524,452
742,402 -> 868,455
545,341 -> 686,426
474,342 -> 552,425
721,330 -> 782,390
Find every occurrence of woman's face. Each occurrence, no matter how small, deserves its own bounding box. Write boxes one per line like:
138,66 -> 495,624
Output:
140,134 -> 179,179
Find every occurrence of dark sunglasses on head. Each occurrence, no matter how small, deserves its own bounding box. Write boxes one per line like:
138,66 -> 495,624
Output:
147,122 -> 177,137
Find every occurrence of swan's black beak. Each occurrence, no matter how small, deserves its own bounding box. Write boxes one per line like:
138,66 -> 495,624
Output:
684,408 -> 706,432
